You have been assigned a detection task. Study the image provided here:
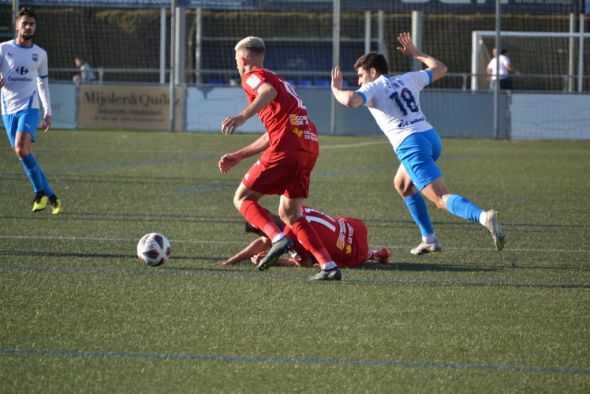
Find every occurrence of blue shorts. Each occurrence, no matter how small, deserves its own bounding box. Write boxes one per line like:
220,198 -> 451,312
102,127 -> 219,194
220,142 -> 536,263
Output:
2,109 -> 40,148
396,129 -> 443,191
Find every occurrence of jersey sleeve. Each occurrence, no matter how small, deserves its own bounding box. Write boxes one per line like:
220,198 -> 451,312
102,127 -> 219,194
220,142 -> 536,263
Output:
402,70 -> 430,91
243,71 -> 265,95
36,49 -> 52,116
37,48 -> 49,78
356,80 -> 379,106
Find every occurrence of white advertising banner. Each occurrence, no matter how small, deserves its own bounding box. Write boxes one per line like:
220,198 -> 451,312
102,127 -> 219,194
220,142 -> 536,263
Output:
185,87 -> 264,133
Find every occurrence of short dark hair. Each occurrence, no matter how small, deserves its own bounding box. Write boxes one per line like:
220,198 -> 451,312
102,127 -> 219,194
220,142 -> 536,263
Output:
18,7 -> 37,20
245,221 -> 266,237
354,52 -> 389,75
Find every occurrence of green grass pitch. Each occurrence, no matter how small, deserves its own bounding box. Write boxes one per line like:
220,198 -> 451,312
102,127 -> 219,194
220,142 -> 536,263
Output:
0,130 -> 589,392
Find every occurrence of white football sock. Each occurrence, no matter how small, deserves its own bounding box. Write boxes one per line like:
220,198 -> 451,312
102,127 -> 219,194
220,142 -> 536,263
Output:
479,211 -> 487,226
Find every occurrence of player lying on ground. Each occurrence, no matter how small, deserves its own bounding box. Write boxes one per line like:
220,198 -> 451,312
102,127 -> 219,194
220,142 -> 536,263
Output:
330,32 -> 504,255
214,206 -> 391,268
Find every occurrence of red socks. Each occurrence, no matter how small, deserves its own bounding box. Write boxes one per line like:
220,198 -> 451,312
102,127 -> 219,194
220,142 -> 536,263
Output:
239,200 -> 282,241
291,217 -> 332,265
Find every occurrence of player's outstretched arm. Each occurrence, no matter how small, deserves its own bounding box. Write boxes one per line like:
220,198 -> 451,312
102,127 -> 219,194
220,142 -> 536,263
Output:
396,32 -> 447,82
331,66 -> 363,108
212,237 -> 271,266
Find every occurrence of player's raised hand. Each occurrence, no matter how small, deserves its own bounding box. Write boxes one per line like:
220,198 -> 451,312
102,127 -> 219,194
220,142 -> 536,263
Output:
0,76 -> 4,88
331,66 -> 344,90
396,32 -> 418,58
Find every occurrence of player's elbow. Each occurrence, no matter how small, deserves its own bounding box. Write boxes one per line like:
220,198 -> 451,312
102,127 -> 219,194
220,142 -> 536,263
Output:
436,62 -> 448,77
431,62 -> 448,82
343,93 -> 363,108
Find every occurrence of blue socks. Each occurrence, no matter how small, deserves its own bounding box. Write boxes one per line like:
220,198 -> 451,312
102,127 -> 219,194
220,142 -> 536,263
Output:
404,193 -> 433,237
20,154 -> 53,196
445,194 -> 483,223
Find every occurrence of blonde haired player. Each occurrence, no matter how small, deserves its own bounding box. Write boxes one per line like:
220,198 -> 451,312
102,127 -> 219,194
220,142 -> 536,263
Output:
218,36 -> 341,280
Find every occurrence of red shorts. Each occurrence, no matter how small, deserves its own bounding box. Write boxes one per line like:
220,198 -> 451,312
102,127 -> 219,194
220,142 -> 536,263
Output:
242,150 -> 318,199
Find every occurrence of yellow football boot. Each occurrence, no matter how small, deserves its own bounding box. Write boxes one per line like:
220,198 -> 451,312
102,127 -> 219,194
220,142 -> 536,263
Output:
49,195 -> 63,215
32,193 -> 48,212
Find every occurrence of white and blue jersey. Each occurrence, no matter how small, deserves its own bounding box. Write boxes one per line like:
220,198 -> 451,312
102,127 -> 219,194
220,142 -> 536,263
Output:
0,39 -> 51,116
356,70 -> 433,152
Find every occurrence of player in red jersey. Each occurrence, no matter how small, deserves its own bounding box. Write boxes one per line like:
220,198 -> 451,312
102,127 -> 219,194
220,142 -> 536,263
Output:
213,207 -> 391,268
218,36 -> 341,281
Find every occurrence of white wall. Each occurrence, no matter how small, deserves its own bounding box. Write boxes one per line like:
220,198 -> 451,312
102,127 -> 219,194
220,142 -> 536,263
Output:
185,86 -> 264,133
511,94 -> 590,140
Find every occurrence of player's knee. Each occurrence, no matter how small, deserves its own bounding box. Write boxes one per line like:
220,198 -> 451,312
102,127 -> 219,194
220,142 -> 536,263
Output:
13,146 -> 28,158
232,194 -> 243,211
393,178 -> 403,194
435,199 -> 447,211
278,211 -> 295,226
394,178 -> 414,197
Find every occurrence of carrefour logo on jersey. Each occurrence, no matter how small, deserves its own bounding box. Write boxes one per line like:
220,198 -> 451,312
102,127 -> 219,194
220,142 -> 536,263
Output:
15,66 -> 29,75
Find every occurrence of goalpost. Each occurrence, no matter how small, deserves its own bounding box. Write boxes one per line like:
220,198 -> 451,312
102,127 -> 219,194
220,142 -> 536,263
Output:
471,30 -> 590,91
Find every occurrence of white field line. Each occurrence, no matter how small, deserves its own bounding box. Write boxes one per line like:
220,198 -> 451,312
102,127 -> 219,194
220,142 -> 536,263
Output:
34,140 -> 384,154
0,234 -> 587,254
321,141 -> 384,149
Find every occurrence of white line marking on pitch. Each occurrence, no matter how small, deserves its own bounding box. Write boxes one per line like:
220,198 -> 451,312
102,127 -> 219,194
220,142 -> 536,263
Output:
321,141 -> 383,149
0,235 -> 587,254
34,140 -> 384,154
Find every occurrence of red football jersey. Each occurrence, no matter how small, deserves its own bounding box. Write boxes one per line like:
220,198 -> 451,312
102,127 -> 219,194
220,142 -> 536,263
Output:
242,68 -> 319,154
286,207 -> 369,268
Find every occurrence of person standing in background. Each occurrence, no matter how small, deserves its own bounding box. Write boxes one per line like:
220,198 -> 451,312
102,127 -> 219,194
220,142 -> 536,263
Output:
487,48 -> 515,90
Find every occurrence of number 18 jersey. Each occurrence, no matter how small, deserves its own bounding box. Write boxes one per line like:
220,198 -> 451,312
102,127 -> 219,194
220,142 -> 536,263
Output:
356,70 -> 434,152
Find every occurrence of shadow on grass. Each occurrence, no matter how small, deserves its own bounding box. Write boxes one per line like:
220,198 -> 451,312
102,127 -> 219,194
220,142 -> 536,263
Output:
162,258 -> 502,274
356,262 -> 501,272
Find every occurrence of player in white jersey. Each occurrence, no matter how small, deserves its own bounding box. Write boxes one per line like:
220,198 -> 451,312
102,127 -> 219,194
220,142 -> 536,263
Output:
0,7 -> 62,214
330,32 -> 504,254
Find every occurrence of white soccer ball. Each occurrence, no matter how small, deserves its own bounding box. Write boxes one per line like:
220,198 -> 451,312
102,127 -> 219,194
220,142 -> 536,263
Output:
137,233 -> 171,266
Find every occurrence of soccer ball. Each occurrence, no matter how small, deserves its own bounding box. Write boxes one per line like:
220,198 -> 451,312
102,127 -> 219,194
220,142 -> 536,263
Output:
137,233 -> 171,266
